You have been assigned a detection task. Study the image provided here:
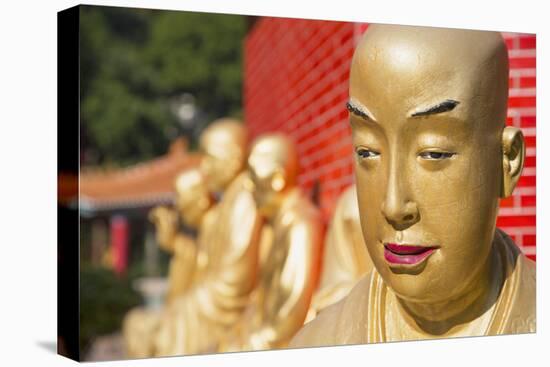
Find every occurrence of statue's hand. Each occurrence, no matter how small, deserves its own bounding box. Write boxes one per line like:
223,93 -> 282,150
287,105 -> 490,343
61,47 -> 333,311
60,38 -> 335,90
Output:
149,206 -> 179,252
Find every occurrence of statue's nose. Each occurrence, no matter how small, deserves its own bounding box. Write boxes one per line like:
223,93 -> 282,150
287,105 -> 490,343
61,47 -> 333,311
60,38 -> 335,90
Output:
381,162 -> 420,230
381,199 -> 419,230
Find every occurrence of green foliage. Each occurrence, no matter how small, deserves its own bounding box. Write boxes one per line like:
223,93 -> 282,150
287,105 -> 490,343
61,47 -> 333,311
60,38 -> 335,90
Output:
79,6 -> 246,166
79,264 -> 142,354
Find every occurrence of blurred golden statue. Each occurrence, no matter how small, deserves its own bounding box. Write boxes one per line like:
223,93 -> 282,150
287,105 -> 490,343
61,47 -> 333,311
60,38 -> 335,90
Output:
291,25 -> 535,347
220,134 -> 322,352
153,118 -> 264,356
305,184 -> 373,322
151,168 -> 215,302
123,167 -> 214,358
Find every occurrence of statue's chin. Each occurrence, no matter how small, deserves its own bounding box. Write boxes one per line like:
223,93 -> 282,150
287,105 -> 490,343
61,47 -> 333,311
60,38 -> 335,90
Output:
384,275 -> 457,305
392,288 -> 446,305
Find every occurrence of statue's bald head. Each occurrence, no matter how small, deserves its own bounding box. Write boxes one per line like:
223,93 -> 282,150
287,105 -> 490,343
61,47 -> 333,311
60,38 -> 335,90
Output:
200,118 -> 248,154
174,167 -> 204,198
174,167 -> 211,228
348,25 -> 525,304
247,134 -> 299,216
248,134 -> 298,187
350,24 -> 509,132
199,118 -> 248,193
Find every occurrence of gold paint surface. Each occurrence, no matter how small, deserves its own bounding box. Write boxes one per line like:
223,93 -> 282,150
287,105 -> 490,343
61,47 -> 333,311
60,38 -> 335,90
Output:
154,171 -> 262,356
124,120 -> 263,357
219,134 -> 323,351
291,24 -> 535,347
306,185 -> 373,322
151,120 -> 263,356
199,118 -> 248,193
123,167 -> 214,357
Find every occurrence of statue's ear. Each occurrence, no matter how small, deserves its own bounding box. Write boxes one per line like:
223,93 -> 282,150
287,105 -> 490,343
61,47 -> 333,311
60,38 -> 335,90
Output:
501,126 -> 525,198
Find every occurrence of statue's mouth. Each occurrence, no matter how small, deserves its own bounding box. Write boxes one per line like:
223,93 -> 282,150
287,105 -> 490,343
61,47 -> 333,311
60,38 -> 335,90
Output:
383,243 -> 438,266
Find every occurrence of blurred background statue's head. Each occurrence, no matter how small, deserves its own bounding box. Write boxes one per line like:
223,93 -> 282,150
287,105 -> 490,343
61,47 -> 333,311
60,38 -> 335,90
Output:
174,167 -> 212,228
199,118 -> 249,194
247,134 -> 298,218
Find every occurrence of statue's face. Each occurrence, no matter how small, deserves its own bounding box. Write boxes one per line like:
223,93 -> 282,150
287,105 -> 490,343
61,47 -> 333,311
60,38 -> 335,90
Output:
175,172 -> 211,228
199,122 -> 246,194
247,142 -> 286,217
247,135 -> 296,218
247,160 -> 282,217
200,146 -> 240,193
349,27 -> 508,303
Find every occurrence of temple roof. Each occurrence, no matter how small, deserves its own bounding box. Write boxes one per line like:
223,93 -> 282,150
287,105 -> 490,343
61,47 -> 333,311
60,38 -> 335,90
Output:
78,138 -> 200,214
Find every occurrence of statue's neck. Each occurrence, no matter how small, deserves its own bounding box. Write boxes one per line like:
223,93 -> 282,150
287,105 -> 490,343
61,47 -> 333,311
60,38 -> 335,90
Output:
391,240 -> 504,336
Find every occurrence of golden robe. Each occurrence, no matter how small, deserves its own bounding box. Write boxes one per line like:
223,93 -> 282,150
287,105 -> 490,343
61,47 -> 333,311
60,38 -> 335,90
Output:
221,188 -> 323,351
153,172 -> 263,356
291,229 -> 535,347
165,233 -> 198,303
306,185 -> 372,321
123,209 -> 216,358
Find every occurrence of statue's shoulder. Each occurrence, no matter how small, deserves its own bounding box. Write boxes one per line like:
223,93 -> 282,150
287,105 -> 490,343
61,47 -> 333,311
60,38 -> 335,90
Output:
511,253 -> 536,332
519,253 -> 536,286
496,229 -> 537,333
289,272 -> 373,348
282,191 -> 323,236
498,229 -> 536,300
288,292 -> 344,349
219,172 -> 258,217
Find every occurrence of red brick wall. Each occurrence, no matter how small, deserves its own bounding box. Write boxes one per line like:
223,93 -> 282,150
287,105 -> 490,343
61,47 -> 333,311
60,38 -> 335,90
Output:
500,32 -> 536,260
244,19 -> 536,260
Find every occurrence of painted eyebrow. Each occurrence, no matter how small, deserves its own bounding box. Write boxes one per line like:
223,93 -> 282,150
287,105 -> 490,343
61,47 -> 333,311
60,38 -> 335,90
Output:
346,100 -> 376,122
410,99 -> 460,117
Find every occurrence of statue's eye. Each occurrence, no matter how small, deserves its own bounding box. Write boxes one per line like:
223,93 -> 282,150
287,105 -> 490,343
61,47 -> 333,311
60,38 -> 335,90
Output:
356,148 -> 380,159
419,151 -> 455,160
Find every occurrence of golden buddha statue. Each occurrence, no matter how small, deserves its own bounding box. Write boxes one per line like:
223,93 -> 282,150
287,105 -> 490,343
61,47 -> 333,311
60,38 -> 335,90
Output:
153,119 -> 264,356
219,134 -> 323,352
291,24 -> 535,347
151,167 -> 214,302
305,184 -> 373,322
123,167 -> 214,358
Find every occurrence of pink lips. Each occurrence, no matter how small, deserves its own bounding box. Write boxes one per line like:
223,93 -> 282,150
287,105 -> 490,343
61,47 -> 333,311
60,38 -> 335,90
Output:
384,243 -> 437,265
